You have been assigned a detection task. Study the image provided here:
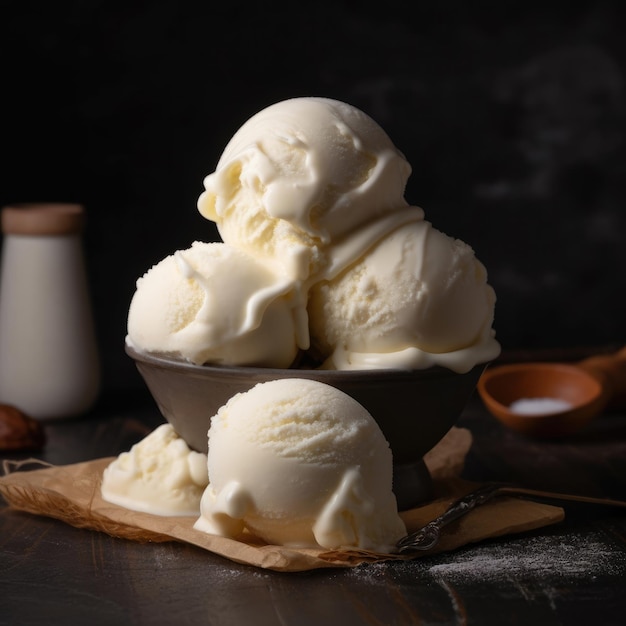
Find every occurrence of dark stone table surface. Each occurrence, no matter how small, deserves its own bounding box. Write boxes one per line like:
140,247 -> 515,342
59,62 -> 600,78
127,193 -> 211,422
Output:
1,348 -> 625,626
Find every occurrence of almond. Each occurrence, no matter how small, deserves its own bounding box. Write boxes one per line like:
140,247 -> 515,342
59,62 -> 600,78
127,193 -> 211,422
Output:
0,404 -> 46,451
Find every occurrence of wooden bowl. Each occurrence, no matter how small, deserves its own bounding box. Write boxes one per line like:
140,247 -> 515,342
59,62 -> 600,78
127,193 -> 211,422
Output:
478,362 -> 605,438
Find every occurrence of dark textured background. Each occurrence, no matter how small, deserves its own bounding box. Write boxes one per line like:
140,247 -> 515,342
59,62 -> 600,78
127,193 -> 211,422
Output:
2,1 -> 625,391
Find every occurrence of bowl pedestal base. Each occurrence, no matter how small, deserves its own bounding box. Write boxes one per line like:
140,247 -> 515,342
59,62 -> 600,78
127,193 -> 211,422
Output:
393,459 -> 433,511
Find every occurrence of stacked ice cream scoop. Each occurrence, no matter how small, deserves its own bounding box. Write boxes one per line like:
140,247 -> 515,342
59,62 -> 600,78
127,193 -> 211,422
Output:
127,97 -> 500,374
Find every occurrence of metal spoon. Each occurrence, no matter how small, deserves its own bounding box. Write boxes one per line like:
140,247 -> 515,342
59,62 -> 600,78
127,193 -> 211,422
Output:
396,483 -> 626,554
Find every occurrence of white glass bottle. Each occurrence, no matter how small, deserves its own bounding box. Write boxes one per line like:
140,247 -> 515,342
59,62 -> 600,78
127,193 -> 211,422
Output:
0,203 -> 100,420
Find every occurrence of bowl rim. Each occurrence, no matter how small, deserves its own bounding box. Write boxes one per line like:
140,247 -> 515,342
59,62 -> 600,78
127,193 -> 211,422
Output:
477,361 -> 603,411
125,343 -> 487,381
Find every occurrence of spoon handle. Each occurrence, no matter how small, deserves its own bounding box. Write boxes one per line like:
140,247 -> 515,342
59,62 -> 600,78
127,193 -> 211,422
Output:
396,483 -> 504,553
499,486 -> 626,508
395,483 -> 626,554
578,346 -> 626,408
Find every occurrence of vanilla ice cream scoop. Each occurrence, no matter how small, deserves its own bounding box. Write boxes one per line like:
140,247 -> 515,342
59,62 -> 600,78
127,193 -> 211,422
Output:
126,241 -> 304,367
101,424 -> 208,516
193,378 -> 406,552
198,97 -> 422,282
128,96 -> 499,377
308,220 -> 501,373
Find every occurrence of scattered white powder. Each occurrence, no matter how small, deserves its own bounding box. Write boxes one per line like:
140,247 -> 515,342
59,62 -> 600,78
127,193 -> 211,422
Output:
509,397 -> 573,415
427,533 -> 624,580
341,531 -> 626,584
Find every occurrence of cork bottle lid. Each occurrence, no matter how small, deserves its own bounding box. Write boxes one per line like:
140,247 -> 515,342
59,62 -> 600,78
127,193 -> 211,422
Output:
1,203 -> 85,235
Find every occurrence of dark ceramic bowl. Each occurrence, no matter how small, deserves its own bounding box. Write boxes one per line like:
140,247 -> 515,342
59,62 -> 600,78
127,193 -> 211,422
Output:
126,344 -> 486,509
